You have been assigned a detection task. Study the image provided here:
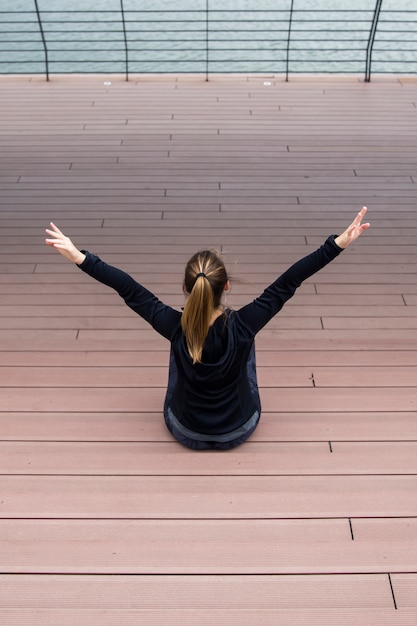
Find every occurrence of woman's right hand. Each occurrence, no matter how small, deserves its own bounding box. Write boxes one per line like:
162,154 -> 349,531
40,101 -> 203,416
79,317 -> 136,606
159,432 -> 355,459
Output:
45,222 -> 86,265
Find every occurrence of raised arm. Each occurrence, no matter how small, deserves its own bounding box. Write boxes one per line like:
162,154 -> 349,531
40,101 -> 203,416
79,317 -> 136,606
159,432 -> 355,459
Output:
45,222 -> 181,340
45,222 -> 86,265
237,207 -> 370,335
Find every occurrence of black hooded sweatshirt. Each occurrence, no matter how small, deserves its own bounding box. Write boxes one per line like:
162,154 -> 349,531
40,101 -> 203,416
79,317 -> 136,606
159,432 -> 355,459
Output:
78,235 -> 342,435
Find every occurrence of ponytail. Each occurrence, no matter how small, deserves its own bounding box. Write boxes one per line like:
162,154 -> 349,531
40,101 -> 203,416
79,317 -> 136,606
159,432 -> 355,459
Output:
181,250 -> 228,364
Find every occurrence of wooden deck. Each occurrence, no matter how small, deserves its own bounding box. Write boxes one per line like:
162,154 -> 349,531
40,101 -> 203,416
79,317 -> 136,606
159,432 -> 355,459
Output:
0,74 -> 416,624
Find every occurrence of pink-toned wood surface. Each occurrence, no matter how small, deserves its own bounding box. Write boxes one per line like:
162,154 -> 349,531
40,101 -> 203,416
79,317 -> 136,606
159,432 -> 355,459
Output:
1,74 -> 416,624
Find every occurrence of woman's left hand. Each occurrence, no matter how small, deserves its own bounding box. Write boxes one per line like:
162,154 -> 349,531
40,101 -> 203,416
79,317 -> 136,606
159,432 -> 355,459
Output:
45,222 -> 86,264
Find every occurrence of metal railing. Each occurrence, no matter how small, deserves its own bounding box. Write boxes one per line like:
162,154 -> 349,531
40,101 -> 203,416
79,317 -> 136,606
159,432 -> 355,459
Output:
0,2 -> 416,82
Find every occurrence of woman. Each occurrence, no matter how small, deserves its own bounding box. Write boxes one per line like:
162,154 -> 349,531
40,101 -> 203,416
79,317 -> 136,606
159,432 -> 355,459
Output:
45,207 -> 370,450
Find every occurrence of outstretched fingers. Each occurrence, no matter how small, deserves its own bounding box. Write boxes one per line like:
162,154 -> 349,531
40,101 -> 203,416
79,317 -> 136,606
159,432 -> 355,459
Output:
45,222 -> 65,245
349,207 -> 370,239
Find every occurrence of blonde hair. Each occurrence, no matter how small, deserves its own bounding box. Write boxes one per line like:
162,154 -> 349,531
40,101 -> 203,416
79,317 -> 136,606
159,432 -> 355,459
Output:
181,249 -> 228,364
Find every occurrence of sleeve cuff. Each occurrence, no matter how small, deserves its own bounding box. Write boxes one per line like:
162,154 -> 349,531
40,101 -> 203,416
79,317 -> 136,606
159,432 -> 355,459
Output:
77,250 -> 89,268
329,235 -> 344,253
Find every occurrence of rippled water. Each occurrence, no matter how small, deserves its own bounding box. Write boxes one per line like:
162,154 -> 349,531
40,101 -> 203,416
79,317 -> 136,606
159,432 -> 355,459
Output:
1,0 -> 415,76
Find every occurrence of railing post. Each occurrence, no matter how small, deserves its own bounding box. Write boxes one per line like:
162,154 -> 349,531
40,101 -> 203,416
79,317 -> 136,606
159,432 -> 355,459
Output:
33,0 -> 49,81
205,0 -> 209,81
365,0 -> 383,82
120,0 -> 129,81
285,0 -> 295,82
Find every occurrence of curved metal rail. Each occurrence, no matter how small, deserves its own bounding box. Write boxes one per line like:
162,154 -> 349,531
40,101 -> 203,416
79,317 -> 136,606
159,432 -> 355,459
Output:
0,2 -> 415,81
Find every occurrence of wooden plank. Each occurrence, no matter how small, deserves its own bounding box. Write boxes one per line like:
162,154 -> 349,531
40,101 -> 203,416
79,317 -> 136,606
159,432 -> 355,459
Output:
2,304 -> 417,320
0,608 -> 415,626
1,441 -> 417,476
1,476 -> 416,519
351,518 -> 417,542
259,387 -> 417,413
1,519 -> 416,575
323,317 -> 417,330
1,411 -> 416,443
0,365 -> 314,388
0,365 -> 171,388
255,412 -> 417,442
0,413 -> 168,442
257,351 -> 417,367
1,348 -> 415,368
0,334 -> 416,353
74,328 -> 417,341
313,366 -> 417,387
3,385 -> 414,413
0,351 -> 169,367
0,573 -> 395,609
0,317 -> 327,335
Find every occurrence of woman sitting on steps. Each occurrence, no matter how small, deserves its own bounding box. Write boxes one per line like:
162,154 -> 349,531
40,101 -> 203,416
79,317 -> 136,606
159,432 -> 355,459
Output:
45,207 -> 370,450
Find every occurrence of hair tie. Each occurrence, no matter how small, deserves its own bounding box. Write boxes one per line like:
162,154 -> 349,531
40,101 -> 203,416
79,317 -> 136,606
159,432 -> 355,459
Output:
196,272 -> 206,279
